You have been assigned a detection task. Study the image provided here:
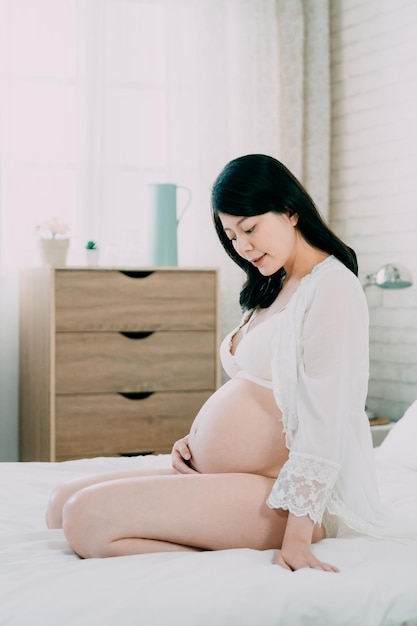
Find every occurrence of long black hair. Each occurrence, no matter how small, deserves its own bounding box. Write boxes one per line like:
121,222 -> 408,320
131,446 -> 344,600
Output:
211,154 -> 358,310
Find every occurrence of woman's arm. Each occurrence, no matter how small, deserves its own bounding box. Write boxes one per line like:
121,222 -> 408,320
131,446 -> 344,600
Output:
269,266 -> 369,570
273,513 -> 339,572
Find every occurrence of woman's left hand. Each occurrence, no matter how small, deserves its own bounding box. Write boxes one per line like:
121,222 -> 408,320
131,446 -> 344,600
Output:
273,513 -> 340,572
273,544 -> 339,572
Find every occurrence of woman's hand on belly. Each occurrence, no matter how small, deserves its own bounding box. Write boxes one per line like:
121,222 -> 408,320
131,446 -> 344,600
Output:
171,436 -> 199,474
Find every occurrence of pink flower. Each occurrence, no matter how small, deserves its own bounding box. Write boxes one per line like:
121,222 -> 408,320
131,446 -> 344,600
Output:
36,217 -> 71,239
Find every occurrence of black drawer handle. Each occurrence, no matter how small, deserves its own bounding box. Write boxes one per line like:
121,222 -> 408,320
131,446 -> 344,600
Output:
119,451 -> 154,457
119,270 -> 154,279
119,331 -> 154,340
118,392 -> 154,400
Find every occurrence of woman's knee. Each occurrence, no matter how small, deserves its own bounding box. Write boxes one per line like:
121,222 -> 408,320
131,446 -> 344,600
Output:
46,477 -> 90,529
62,488 -> 105,559
45,483 -> 71,529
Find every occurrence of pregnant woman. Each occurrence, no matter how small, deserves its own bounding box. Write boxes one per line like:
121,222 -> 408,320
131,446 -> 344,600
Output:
46,154 -> 380,572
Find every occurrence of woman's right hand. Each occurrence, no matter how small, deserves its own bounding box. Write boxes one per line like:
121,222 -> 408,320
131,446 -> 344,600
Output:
171,436 -> 199,474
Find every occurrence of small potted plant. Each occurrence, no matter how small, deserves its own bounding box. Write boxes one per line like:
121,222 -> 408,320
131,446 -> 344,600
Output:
85,240 -> 100,266
36,217 -> 71,266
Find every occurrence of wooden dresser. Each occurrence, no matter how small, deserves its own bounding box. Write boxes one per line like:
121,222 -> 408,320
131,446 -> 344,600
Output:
19,267 -> 219,461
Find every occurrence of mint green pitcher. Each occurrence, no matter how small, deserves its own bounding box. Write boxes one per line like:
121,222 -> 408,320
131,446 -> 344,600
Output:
149,183 -> 191,266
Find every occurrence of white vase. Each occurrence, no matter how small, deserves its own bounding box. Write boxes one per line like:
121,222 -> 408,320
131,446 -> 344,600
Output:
38,238 -> 70,266
85,249 -> 100,266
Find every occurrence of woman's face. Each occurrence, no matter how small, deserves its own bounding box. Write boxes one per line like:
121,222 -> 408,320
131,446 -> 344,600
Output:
218,211 -> 299,276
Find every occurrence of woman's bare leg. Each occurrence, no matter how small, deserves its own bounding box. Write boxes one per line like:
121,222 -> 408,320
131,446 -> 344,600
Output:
61,472 -> 325,559
45,467 -> 175,529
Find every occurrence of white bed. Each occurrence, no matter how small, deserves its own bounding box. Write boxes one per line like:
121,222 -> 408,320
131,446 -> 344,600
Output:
2,403 -> 417,626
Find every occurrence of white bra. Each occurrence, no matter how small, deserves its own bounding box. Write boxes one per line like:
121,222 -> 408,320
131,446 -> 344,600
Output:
219,310 -> 283,390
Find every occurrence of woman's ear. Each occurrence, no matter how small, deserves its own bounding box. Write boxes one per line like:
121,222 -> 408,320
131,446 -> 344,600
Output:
288,211 -> 299,227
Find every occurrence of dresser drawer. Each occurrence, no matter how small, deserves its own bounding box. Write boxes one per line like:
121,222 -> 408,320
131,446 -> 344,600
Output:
55,331 -> 216,393
20,266 -> 218,461
55,269 -> 217,331
55,391 -> 209,460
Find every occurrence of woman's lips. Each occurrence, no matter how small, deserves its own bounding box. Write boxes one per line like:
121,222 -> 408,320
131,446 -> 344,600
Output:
251,254 -> 266,267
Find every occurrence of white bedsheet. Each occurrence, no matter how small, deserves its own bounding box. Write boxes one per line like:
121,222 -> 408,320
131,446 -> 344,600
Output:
1,453 -> 417,626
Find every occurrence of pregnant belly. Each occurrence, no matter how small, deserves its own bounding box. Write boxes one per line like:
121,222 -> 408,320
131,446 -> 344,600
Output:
187,378 -> 288,477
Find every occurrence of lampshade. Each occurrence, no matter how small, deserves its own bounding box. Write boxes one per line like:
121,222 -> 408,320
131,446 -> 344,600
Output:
364,263 -> 413,289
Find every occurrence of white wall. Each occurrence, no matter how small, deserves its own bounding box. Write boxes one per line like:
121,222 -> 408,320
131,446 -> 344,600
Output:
330,0 -> 417,420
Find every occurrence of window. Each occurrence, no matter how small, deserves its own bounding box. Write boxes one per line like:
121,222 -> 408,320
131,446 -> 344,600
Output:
0,0 -> 199,266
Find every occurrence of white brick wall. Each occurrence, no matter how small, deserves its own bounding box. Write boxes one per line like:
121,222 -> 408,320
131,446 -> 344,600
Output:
330,0 -> 417,420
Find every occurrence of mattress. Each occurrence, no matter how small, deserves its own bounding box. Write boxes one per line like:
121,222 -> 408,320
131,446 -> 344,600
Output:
1,426 -> 417,625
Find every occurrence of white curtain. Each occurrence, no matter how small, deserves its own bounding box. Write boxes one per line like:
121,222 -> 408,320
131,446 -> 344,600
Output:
193,0 -> 331,339
0,0 -> 330,460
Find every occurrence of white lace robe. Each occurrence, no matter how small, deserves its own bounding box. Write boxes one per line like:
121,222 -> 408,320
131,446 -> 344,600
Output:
266,257 -> 382,536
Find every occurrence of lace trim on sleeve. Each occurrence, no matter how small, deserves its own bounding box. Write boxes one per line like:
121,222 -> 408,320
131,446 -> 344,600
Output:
267,452 -> 340,525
